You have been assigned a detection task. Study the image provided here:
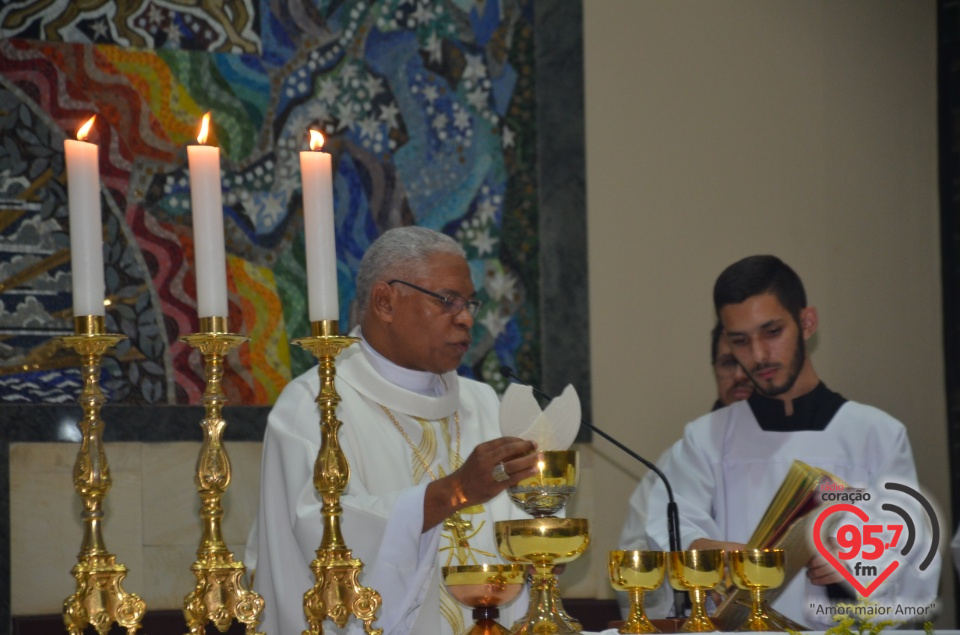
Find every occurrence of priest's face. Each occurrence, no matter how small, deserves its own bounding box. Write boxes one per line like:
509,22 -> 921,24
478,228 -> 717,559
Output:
385,252 -> 476,374
713,337 -> 753,406
719,292 -> 816,399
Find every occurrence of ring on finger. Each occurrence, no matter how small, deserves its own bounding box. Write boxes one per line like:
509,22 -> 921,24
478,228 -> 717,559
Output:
492,461 -> 510,482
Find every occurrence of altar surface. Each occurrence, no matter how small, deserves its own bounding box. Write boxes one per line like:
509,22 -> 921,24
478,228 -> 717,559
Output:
583,632 -> 959,635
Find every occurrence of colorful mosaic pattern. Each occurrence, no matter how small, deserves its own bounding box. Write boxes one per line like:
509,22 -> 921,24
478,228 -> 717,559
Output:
0,0 -> 539,405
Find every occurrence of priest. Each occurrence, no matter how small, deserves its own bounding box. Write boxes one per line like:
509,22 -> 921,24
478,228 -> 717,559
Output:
252,226 -> 539,634
619,255 -> 940,627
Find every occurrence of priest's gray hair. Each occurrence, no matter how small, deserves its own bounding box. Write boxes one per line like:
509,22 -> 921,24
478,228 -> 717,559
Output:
355,226 -> 466,320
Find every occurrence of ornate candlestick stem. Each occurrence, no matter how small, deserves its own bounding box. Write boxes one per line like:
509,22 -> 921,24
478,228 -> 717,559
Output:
61,315 -> 146,635
180,316 -> 264,634
293,320 -> 382,635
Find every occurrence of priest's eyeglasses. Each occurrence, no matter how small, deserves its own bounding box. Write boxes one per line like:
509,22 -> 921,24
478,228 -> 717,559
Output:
388,279 -> 482,317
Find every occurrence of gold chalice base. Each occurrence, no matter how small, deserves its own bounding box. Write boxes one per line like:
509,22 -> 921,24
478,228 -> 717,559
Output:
668,550 -> 724,633
508,450 -> 579,517
442,564 -> 525,635
729,549 -> 785,632
496,517 -> 589,635
609,550 -> 666,634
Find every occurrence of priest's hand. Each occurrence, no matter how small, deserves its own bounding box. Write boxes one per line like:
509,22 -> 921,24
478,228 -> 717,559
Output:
422,437 -> 538,531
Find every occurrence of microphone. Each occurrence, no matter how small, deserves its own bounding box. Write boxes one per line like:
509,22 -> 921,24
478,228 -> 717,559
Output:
500,366 -> 686,616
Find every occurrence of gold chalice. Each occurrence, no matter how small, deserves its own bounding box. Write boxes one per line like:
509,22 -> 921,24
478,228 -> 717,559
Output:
442,564 -> 526,635
729,549 -> 785,631
508,450 -> 578,517
501,450 -> 584,632
608,550 -> 666,634
668,549 -> 724,632
495,517 -> 590,635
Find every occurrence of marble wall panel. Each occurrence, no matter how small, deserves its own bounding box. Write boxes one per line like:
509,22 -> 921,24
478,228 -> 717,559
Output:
142,442 -> 203,547
10,441 -> 261,615
143,544 -> 210,611
141,441 -> 261,548
11,442 -> 145,616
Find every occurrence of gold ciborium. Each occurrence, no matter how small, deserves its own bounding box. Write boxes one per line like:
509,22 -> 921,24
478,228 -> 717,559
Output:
668,549 -> 724,632
728,549 -> 785,632
609,550 -> 666,634
507,449 -> 578,517
442,564 -> 526,635
495,450 -> 587,635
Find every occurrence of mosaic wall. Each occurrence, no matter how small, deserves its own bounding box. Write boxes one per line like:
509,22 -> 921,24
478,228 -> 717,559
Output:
0,0 -> 540,405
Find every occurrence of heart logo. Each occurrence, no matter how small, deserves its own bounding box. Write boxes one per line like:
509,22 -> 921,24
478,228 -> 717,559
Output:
812,503 -> 899,597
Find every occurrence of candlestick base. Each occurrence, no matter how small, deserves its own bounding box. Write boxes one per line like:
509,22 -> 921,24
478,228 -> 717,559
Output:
184,561 -> 263,635
60,316 -> 146,635
63,555 -> 147,635
180,324 -> 264,634
293,320 -> 383,635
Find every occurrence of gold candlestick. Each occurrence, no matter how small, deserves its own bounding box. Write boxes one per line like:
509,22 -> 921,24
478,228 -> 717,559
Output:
180,316 -> 264,634
293,320 -> 382,635
61,315 -> 147,635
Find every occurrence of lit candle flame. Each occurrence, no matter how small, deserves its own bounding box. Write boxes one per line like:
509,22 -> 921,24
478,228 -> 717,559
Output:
309,129 -> 324,151
197,112 -> 211,145
77,116 -> 96,141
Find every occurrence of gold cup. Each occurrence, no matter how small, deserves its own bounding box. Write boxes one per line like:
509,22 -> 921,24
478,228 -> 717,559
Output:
507,450 -> 578,517
668,549 -> 724,632
495,517 -> 590,635
442,564 -> 526,635
728,549 -> 785,631
609,550 -> 666,634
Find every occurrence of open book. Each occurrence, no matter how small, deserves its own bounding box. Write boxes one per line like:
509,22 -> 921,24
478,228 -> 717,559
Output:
713,460 -> 843,630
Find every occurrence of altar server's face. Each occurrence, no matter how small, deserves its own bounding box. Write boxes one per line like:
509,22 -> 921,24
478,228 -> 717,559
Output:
713,337 -> 753,406
386,252 -> 476,374
719,292 -> 817,399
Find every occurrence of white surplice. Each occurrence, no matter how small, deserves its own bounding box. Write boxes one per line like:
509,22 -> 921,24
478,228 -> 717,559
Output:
619,400 -> 940,628
252,342 -> 529,635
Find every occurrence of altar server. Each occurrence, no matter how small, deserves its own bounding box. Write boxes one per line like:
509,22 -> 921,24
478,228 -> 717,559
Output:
620,255 -> 939,627
252,226 -> 538,634
710,321 -> 753,409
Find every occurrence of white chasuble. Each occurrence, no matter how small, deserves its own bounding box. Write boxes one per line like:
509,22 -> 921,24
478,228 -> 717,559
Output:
253,344 -> 529,635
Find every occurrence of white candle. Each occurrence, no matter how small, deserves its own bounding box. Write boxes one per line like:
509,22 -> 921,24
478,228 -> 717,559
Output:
300,130 -> 339,321
187,113 -> 228,318
64,116 -> 105,317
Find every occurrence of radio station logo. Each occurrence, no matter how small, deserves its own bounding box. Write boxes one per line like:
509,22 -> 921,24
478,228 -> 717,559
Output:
810,481 -> 939,620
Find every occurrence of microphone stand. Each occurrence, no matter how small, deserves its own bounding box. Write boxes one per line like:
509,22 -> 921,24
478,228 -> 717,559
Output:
500,367 -> 687,619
